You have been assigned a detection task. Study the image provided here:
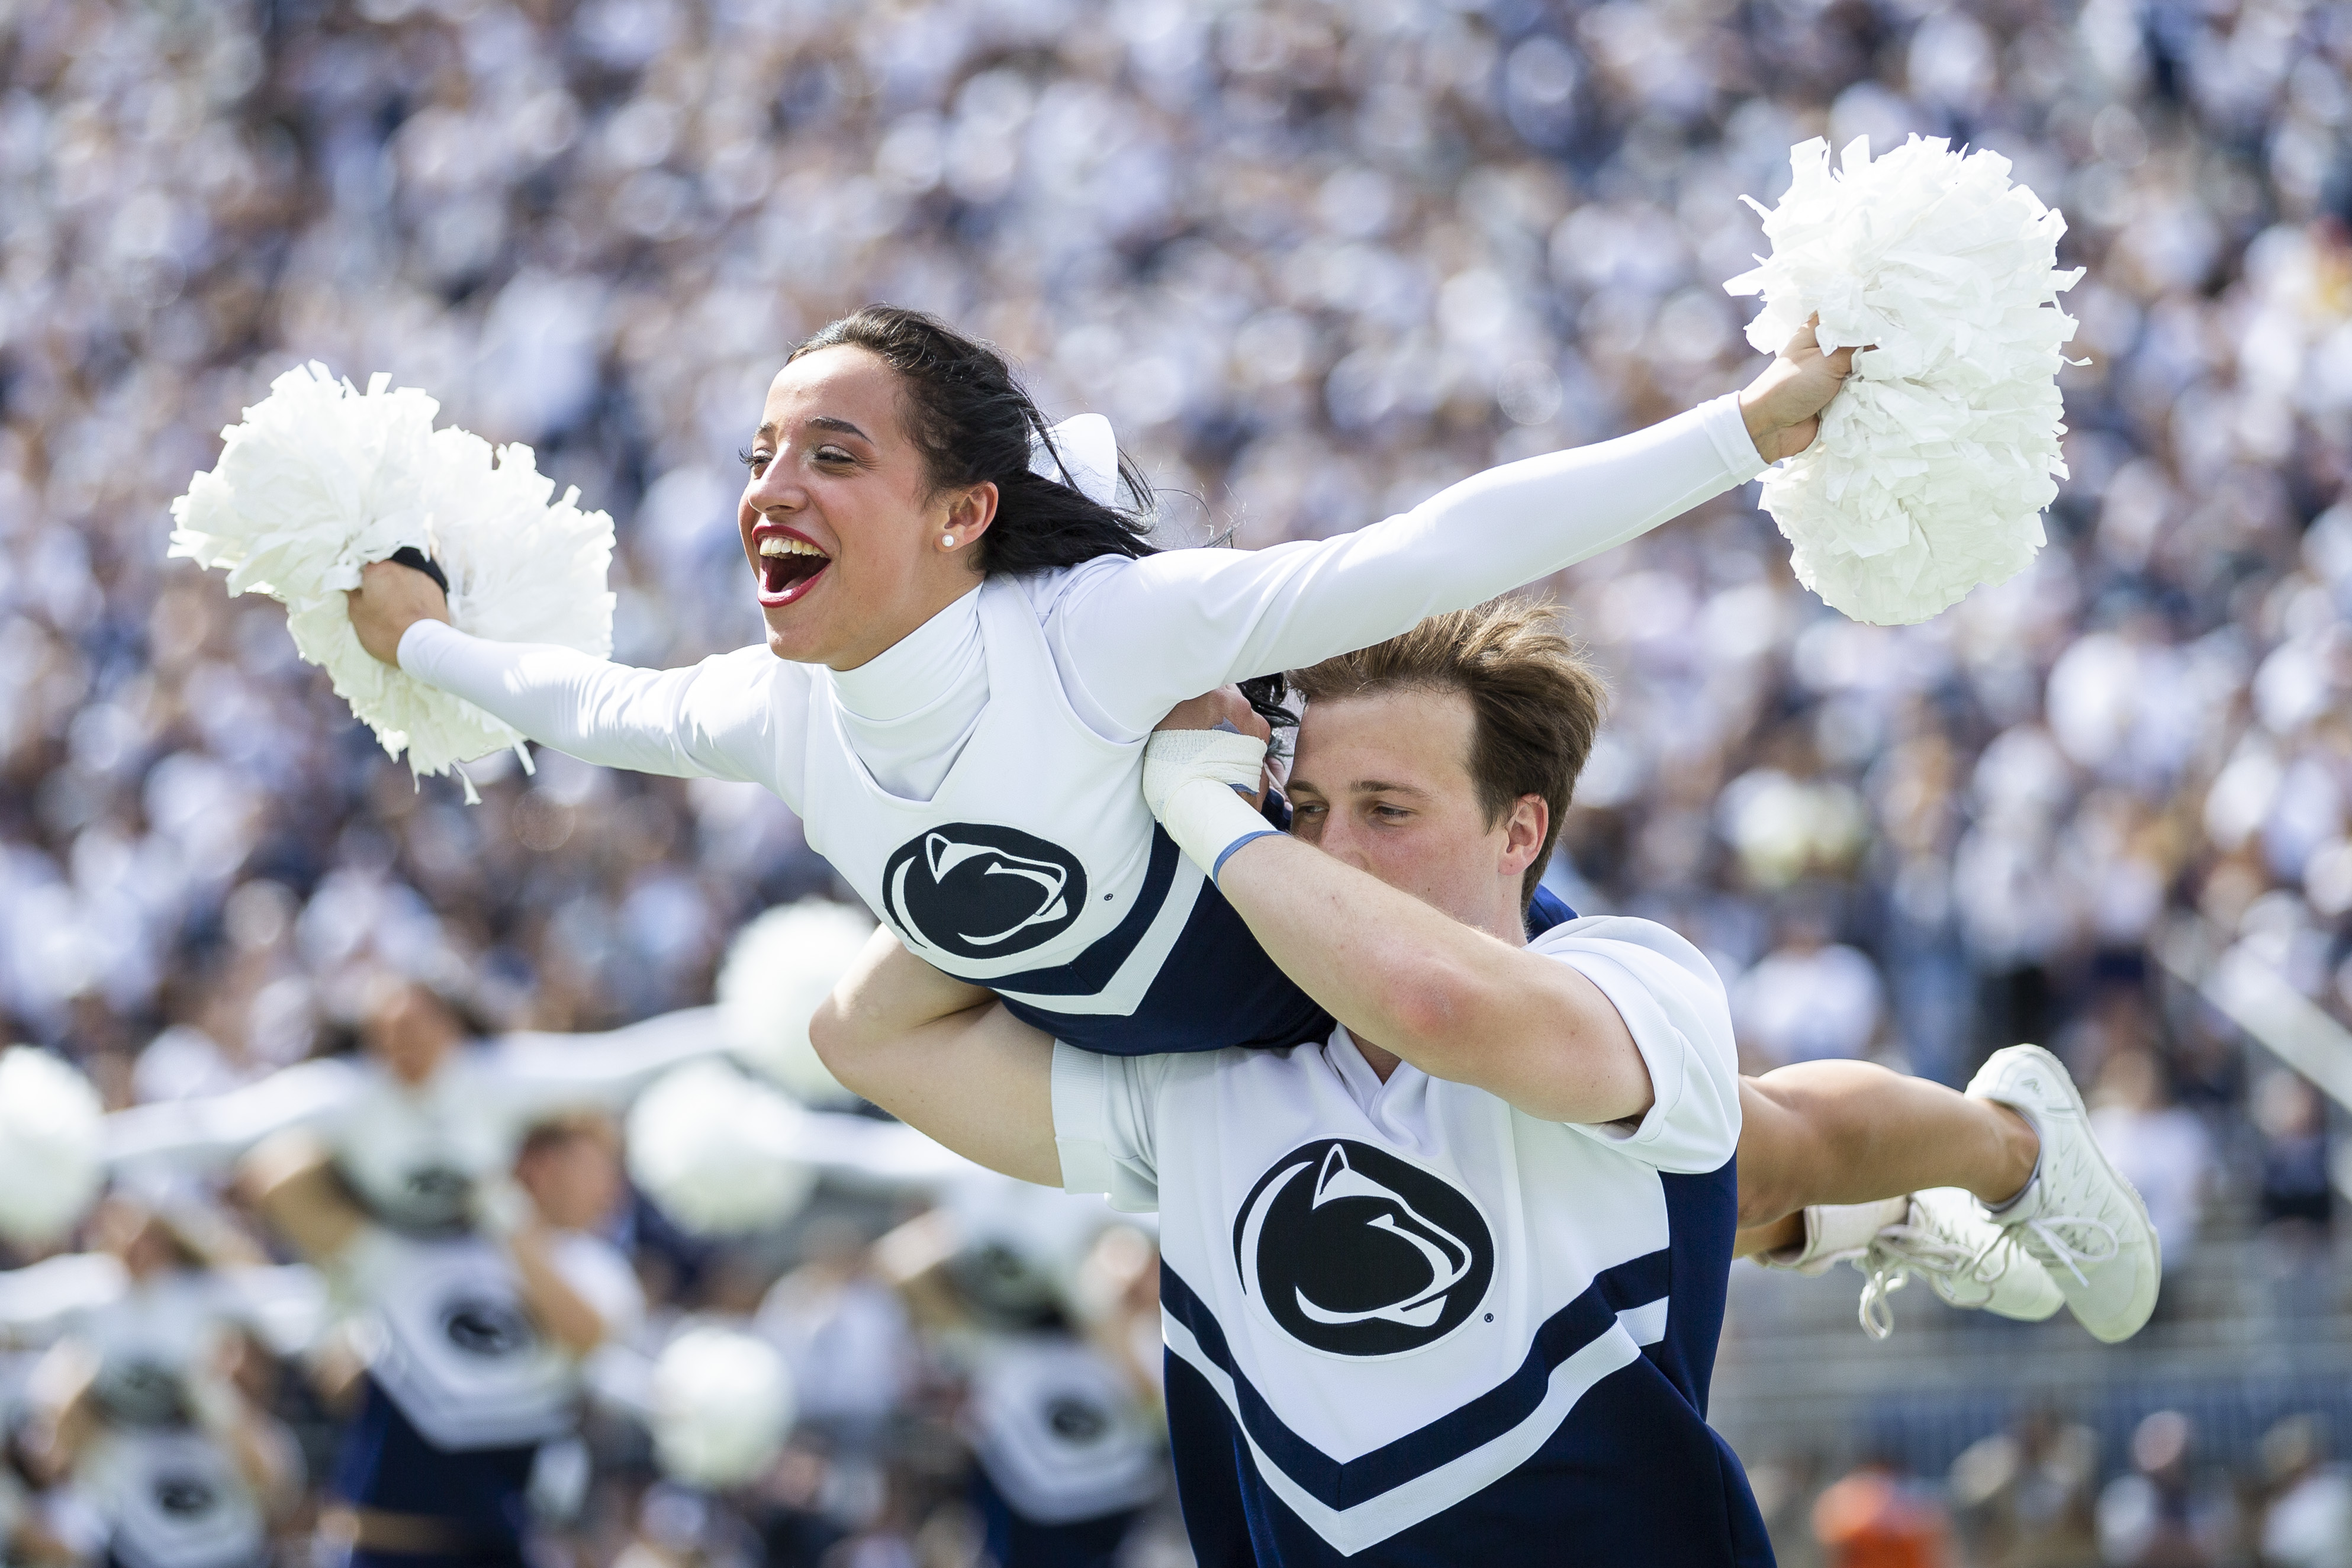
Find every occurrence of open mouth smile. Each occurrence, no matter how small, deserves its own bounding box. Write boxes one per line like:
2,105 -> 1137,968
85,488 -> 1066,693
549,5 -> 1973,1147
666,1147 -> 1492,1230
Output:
755,530 -> 831,607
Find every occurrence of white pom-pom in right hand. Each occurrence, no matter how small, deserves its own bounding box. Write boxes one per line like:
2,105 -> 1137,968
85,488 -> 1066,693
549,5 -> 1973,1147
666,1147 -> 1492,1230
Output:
625,1063 -> 815,1236
650,1324 -> 796,1488
0,1047 -> 105,1246
1726,136 -> 2081,625
168,363 -> 615,791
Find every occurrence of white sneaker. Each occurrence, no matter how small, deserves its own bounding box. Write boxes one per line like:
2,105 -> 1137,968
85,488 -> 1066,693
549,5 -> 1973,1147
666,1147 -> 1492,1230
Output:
1854,1187 -> 2064,1340
1967,1044 -> 2161,1344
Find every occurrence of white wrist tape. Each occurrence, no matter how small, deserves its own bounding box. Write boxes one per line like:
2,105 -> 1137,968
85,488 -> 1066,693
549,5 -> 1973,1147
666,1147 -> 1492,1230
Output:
1143,729 -> 1280,881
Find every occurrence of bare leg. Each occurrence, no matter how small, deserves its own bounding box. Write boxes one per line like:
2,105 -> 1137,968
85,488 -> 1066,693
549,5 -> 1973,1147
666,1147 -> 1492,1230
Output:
1735,1061 -> 2039,1235
1732,1212 -> 1804,1261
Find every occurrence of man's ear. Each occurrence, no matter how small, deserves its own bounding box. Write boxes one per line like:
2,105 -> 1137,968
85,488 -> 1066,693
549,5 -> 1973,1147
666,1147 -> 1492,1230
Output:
1500,794 -> 1549,881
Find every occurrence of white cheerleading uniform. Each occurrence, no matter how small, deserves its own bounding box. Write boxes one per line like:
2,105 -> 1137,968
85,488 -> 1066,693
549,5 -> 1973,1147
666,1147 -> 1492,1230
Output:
397,401 -> 1768,1055
103,1010 -> 722,1229
81,1428 -> 269,1568
1050,917 -> 1771,1566
964,1334 -> 1164,1528
0,1257 -> 311,1568
343,1226 -> 643,1452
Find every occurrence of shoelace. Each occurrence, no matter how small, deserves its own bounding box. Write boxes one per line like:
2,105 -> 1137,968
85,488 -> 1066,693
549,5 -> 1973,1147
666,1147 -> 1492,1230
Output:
1854,1224 -> 1988,1341
2020,1213 -> 2122,1285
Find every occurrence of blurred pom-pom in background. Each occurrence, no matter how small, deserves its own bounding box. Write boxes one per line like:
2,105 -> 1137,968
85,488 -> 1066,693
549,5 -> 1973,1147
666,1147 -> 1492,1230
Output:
649,1324 -> 797,1489
1727,136 -> 2081,626
716,900 -> 877,1109
0,1047 -> 106,1247
625,1062 -> 816,1236
168,363 -> 615,793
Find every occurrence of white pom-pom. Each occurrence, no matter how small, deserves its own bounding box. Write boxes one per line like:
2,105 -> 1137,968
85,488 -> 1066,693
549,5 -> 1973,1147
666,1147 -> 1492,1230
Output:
625,1063 -> 815,1235
168,364 -> 616,792
716,901 -> 877,1109
0,1047 -> 105,1245
1726,136 -> 2081,625
650,1324 -> 796,1487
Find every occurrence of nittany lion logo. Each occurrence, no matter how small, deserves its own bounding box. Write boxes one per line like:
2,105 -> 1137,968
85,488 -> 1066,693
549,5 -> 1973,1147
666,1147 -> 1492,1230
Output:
1047,1395 -> 1110,1444
881,824 -> 1087,961
1234,1140 -> 1494,1357
440,1294 -> 536,1358
152,1473 -> 217,1518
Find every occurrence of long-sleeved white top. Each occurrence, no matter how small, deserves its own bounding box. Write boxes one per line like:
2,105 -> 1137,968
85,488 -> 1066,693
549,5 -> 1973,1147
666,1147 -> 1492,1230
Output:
104,1009 -> 726,1227
397,397 -> 1768,1054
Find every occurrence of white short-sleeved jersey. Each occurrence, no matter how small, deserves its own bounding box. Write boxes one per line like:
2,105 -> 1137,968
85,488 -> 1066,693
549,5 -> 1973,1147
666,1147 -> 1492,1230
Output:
1052,916 -> 1772,1566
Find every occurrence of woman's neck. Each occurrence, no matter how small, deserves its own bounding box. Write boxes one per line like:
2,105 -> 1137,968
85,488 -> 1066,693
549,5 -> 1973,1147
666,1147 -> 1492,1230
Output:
830,584 -> 983,723
827,585 -> 988,800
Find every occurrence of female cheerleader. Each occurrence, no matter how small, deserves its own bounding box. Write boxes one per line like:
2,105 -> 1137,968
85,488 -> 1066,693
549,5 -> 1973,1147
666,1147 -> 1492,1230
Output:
345,305 -> 1852,1058
237,1105 -> 641,1568
105,974 -> 724,1231
0,1195 -> 305,1568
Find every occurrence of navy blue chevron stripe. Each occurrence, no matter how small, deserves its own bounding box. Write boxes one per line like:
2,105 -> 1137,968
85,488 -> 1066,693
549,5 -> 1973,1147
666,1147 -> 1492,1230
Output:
1161,1249 -> 1671,1512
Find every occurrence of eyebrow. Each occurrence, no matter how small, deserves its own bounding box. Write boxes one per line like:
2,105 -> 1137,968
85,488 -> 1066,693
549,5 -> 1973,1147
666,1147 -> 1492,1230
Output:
1353,778 -> 1433,798
754,415 -> 874,442
1288,778 -> 1434,800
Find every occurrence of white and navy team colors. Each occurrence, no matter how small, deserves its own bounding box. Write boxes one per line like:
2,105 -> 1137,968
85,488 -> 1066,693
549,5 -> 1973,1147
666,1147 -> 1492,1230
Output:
1053,916 -> 1772,1566
398,395 -> 1769,1058
800,579 -> 1324,1055
85,1428 -> 269,1568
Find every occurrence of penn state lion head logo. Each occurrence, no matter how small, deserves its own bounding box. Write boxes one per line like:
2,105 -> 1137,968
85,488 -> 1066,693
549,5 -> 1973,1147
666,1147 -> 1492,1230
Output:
439,1293 -> 536,1358
881,824 -> 1087,961
152,1473 -> 218,1518
1046,1395 -> 1110,1445
1233,1140 -> 1494,1357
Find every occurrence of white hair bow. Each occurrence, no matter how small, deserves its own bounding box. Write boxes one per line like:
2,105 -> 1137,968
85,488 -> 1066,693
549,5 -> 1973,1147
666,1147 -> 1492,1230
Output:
1027,413 -> 1121,508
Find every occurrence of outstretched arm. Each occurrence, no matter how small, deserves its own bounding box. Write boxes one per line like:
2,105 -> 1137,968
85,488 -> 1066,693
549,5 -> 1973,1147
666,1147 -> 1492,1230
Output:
1054,326 -> 1854,736
808,930 -> 1061,1187
490,1006 -> 734,1113
344,560 -> 800,795
105,1059 -> 362,1176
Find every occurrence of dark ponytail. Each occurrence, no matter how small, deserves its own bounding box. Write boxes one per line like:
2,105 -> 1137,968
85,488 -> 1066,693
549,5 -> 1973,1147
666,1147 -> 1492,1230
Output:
787,304 -> 1157,575
791,305 -> 1293,733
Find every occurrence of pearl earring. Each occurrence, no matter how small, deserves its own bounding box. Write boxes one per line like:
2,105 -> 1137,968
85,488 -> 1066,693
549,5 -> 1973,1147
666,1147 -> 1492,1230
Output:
941,533 -> 956,548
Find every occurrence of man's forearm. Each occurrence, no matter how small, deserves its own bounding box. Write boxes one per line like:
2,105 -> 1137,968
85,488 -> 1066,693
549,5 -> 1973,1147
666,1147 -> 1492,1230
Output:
1215,836 -> 1652,1122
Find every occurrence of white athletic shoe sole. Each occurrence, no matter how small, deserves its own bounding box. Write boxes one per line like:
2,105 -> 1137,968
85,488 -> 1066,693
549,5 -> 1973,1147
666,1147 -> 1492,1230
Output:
1966,1044 -> 2161,1344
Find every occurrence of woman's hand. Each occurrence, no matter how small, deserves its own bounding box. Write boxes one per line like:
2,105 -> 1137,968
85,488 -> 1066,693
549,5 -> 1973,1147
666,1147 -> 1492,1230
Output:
1739,317 -> 1861,464
345,558 -> 451,666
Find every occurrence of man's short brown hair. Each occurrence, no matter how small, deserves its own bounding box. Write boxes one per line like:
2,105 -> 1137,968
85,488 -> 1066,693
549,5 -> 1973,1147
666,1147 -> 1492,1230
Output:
1288,595 -> 1607,906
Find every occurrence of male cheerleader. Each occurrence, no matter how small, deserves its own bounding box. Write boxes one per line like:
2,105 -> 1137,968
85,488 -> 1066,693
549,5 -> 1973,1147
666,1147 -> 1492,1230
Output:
809,598 -> 2155,1566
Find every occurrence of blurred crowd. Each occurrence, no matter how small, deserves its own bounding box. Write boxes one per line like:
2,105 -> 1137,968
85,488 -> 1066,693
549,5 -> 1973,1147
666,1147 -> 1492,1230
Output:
4,0 -> 2352,1560
1804,1406 -> 2352,1567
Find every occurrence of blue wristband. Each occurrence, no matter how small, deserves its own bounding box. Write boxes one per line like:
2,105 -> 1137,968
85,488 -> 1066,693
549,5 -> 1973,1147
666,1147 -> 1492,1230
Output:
1212,829 -> 1282,885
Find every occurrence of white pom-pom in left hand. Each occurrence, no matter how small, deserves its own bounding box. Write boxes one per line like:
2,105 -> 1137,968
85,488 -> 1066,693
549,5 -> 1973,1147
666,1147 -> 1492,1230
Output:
625,1062 -> 815,1236
650,1324 -> 796,1487
716,901 -> 877,1109
0,1047 -> 105,1245
1726,136 -> 2081,625
168,363 -> 616,793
